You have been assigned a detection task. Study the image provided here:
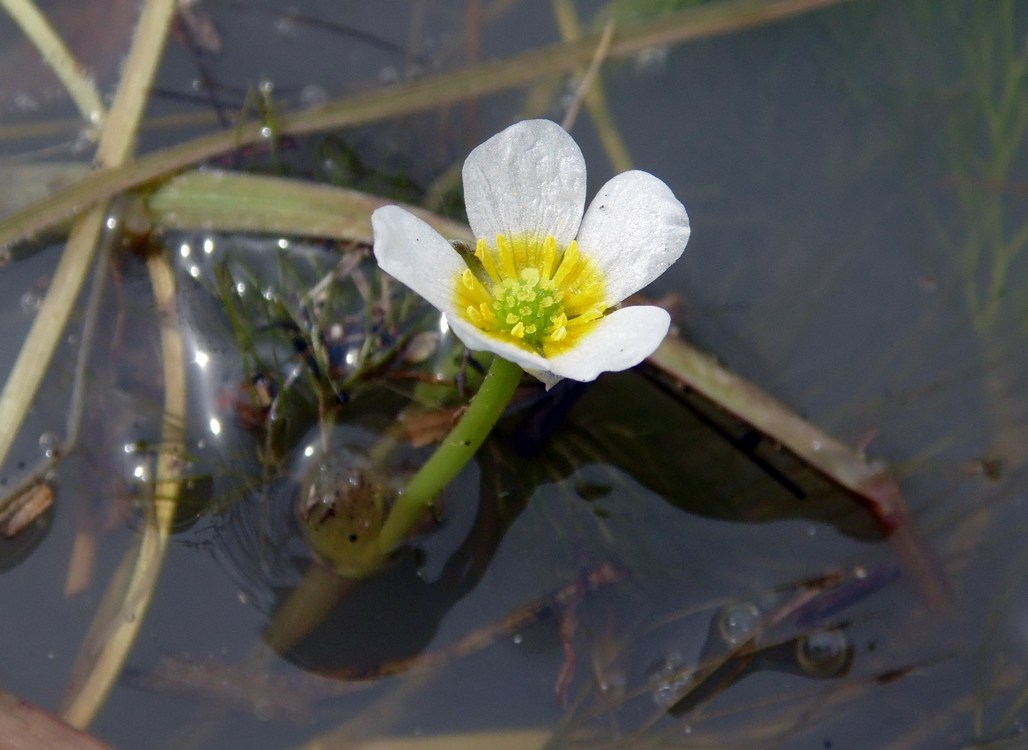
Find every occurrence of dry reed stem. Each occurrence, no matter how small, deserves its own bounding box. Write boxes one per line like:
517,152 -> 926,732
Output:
42,0 -> 182,729
0,0 -> 856,249
0,0 -> 106,126
553,0 -> 632,171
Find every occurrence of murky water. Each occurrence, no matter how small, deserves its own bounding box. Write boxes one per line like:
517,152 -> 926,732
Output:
1,1 -> 1026,748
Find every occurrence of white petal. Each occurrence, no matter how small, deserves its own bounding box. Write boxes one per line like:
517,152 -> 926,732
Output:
547,306 -> 670,382
576,171 -> 690,304
462,119 -> 586,248
446,315 -> 555,374
372,206 -> 465,315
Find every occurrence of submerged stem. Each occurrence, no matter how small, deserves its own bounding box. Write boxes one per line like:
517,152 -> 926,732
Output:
374,356 -> 523,557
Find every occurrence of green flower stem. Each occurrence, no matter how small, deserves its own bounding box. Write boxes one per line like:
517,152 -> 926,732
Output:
374,356 -> 523,556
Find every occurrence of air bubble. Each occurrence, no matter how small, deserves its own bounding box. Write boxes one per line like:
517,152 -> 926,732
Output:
71,129 -> 94,154
633,46 -> 669,73
300,84 -> 327,107
273,16 -> 295,36
796,629 -> 851,677
597,669 -> 626,697
646,651 -> 689,708
38,432 -> 60,458
717,602 -> 761,645
20,290 -> 42,313
14,93 -> 38,112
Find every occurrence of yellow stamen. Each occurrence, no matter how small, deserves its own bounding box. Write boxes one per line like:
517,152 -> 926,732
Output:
540,236 -> 557,279
496,234 -> 518,280
454,233 -> 606,357
551,240 -> 580,287
476,238 -> 501,283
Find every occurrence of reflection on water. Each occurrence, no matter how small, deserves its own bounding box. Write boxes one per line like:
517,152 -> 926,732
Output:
0,1 -> 1026,749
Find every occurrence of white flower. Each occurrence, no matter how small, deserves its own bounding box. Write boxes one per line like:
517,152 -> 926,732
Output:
372,119 -> 690,387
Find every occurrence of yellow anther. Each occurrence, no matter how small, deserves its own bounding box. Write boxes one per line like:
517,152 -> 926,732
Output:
496,234 -> 518,279
551,240 -> 580,287
511,321 -> 526,338
568,305 -> 604,326
541,236 -> 557,279
476,238 -> 500,282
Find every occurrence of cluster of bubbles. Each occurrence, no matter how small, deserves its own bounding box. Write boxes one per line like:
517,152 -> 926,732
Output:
644,598 -> 853,712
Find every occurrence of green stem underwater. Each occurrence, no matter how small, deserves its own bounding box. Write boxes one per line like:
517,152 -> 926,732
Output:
270,357 -> 520,647
374,356 -> 523,556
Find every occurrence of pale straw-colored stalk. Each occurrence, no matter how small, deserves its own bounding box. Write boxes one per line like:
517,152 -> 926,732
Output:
11,0 -> 184,729
0,0 -> 857,250
0,0 -> 106,126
